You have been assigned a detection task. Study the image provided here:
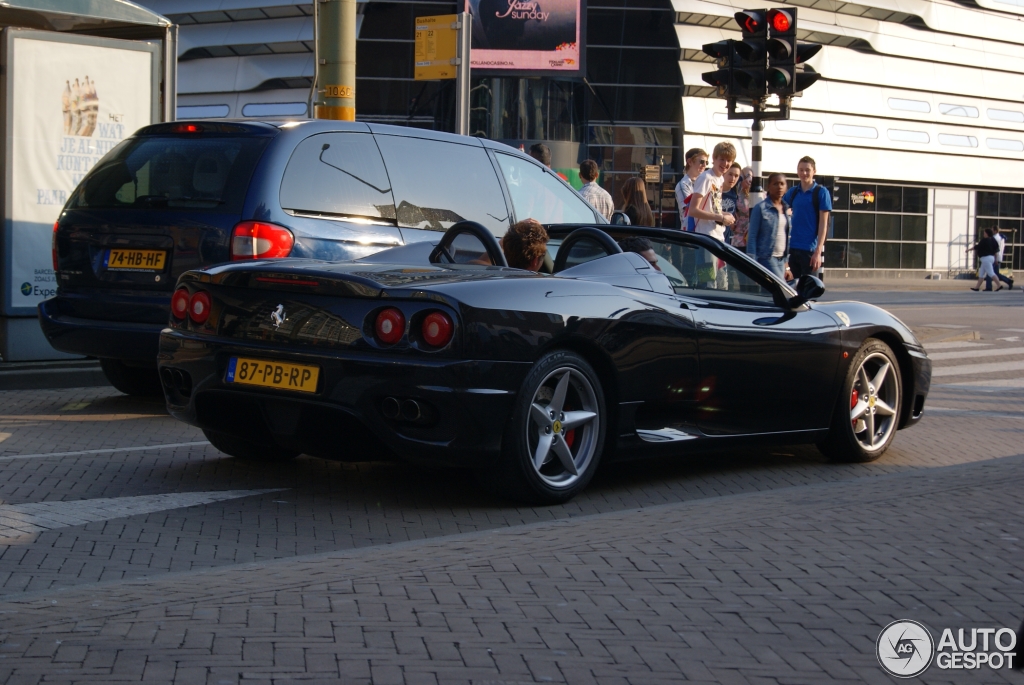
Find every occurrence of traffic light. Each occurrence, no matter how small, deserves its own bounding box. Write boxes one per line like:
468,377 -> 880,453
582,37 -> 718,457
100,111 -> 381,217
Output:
701,40 -> 735,97
765,8 -> 822,95
732,10 -> 767,99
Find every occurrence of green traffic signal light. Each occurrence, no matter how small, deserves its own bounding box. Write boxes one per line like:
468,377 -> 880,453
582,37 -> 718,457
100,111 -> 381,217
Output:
767,68 -> 790,89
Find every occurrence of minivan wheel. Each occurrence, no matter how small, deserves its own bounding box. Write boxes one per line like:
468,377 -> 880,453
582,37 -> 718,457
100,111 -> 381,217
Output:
481,350 -> 606,505
100,359 -> 163,396
203,429 -> 300,462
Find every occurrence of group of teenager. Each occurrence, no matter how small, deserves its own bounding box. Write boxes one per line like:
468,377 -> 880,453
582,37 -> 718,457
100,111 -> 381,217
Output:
576,144 -> 835,283
674,143 -> 833,282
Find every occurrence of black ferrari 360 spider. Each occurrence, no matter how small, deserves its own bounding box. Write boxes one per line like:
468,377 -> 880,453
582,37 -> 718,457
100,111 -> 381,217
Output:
158,221 -> 931,503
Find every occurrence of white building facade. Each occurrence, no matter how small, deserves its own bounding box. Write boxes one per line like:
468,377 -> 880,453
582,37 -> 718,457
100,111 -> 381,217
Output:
676,0 -> 1024,276
138,0 -> 1022,276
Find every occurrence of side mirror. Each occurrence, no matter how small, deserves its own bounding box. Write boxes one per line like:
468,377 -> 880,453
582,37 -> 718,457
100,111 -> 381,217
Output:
610,211 -> 631,226
787,274 -> 825,309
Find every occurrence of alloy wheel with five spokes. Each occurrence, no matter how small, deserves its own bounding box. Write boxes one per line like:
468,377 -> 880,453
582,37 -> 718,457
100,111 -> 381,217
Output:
820,339 -> 903,463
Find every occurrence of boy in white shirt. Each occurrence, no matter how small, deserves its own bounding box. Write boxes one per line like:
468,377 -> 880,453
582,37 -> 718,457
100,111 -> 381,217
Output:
687,141 -> 737,241
686,141 -> 737,287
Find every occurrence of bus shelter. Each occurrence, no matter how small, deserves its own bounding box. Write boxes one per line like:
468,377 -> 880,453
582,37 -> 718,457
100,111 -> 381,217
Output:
0,0 -> 175,360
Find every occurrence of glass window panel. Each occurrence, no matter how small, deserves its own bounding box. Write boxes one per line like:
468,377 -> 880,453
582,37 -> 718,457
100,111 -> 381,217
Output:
177,104 -> 229,119
887,129 -> 929,144
375,136 -> 510,234
875,186 -> 902,212
831,212 -> 849,239
903,187 -> 928,214
825,240 -> 847,268
999,193 -> 1022,217
988,108 -> 1024,123
495,152 -> 598,225
976,191 -> 1000,217
986,138 -> 1024,152
901,243 -> 925,269
976,217 -> 998,239
849,184 -> 876,212
775,119 -> 824,134
849,213 -> 875,239
280,132 -> 396,220
833,123 -> 878,139
875,242 -> 900,269
847,242 -> 874,268
902,215 -> 927,242
242,102 -> 308,117
876,214 -> 901,240
887,98 -> 930,113
939,103 -> 979,118
832,183 -> 849,211
938,134 -> 978,147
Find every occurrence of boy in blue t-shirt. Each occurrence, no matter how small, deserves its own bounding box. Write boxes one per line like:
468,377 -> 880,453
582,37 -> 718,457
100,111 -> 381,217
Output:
782,156 -> 832,279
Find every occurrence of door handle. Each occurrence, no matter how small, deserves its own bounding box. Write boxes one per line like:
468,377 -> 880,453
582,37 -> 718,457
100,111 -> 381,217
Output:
696,320 -> 708,328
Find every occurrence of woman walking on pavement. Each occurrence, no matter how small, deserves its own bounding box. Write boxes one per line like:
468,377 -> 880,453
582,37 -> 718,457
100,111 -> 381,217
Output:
969,227 -> 1004,291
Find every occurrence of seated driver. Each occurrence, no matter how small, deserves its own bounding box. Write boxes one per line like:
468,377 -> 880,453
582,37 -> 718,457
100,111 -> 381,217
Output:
501,218 -> 549,271
618,236 -> 662,271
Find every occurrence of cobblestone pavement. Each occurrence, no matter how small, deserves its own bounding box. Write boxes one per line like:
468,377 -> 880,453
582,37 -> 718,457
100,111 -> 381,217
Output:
0,292 -> 1020,683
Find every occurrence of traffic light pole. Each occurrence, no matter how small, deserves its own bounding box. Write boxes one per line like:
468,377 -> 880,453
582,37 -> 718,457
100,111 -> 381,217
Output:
750,118 -> 765,205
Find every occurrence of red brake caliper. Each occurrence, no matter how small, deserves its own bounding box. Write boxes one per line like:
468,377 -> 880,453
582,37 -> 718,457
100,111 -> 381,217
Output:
565,429 -> 575,447
850,388 -> 859,427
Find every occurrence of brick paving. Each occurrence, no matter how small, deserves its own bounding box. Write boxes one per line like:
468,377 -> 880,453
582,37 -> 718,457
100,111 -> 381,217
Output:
0,454 -> 1020,684
0,294 -> 1019,683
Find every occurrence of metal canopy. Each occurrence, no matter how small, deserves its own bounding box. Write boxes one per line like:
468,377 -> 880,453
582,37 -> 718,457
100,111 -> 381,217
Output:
0,0 -> 170,37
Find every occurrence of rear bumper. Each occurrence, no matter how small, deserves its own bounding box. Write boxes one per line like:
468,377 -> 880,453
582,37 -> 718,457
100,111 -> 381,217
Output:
38,298 -> 163,363
158,328 -> 530,468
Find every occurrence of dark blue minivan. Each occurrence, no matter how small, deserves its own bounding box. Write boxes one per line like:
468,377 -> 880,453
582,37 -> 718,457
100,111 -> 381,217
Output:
40,120 -> 603,394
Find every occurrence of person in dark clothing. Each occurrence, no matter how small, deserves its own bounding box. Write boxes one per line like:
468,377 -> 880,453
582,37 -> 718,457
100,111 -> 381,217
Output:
618,236 -> 662,270
621,177 -> 655,227
969,228 -> 1004,291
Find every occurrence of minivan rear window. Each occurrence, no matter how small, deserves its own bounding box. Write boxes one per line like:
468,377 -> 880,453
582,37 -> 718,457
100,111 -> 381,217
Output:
68,135 -> 270,213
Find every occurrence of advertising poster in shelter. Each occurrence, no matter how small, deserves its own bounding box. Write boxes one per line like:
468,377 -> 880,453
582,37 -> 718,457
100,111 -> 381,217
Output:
466,0 -> 582,73
6,33 -> 155,313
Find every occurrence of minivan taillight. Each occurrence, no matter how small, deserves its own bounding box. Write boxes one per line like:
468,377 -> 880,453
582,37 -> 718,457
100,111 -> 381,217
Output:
52,220 -> 59,271
230,221 -> 294,261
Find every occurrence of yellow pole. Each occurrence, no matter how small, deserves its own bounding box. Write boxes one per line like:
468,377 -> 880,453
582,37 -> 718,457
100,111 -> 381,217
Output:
315,0 -> 357,120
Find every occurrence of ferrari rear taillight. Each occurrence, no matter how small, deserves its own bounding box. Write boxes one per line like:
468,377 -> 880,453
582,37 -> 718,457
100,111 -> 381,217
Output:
421,311 -> 453,348
171,287 -> 190,320
375,308 -> 405,345
188,291 -> 212,324
230,221 -> 294,261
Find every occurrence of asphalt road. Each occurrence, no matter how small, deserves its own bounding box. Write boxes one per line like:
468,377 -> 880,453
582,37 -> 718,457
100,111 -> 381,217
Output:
0,286 -> 1021,684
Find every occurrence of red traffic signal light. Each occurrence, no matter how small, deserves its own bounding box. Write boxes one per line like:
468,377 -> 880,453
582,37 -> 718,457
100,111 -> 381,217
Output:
734,10 -> 766,35
768,9 -> 792,33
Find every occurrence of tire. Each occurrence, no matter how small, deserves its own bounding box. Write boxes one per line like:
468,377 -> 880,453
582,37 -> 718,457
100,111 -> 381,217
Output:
818,339 -> 902,463
483,350 -> 607,505
203,429 -> 300,462
100,358 -> 163,396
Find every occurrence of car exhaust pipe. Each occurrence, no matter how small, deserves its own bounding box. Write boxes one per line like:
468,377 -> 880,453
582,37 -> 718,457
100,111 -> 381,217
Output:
400,399 -> 421,422
381,396 -> 401,420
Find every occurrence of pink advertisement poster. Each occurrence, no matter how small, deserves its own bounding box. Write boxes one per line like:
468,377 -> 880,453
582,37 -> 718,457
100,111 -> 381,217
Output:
466,0 -> 582,72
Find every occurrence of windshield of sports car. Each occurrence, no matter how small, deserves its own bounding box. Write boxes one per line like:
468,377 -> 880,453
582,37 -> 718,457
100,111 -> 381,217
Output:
654,240 -> 779,303
549,231 -> 783,304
